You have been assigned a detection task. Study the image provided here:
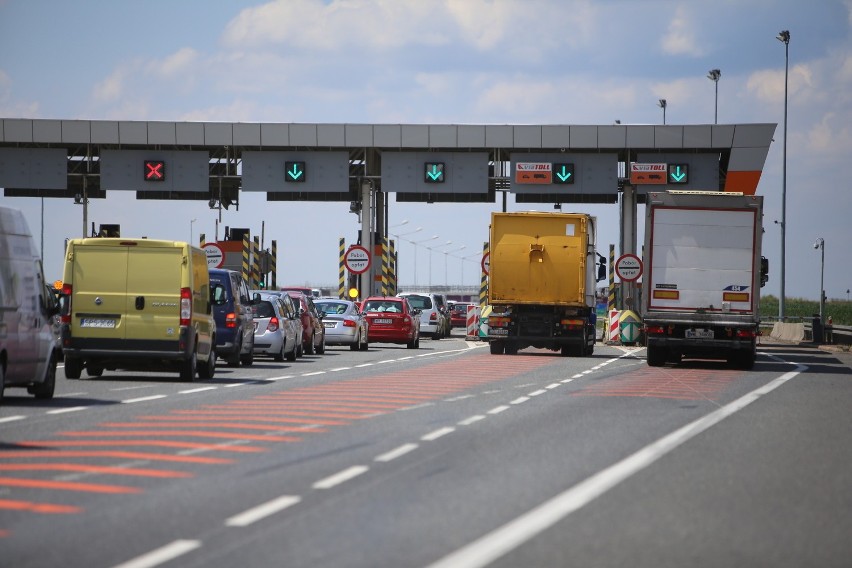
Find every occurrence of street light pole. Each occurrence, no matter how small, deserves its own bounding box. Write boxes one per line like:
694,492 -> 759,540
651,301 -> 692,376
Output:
814,238 -> 825,323
658,99 -> 667,125
443,245 -> 466,285
429,241 -> 453,289
190,218 -> 197,245
707,69 -> 721,124
411,235 -> 438,287
778,29 -> 790,320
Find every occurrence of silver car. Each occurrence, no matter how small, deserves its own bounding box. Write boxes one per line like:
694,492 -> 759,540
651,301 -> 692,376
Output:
315,299 -> 369,351
251,293 -> 301,362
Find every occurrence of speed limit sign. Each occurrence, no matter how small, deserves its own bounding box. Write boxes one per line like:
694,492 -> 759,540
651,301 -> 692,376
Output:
344,245 -> 371,274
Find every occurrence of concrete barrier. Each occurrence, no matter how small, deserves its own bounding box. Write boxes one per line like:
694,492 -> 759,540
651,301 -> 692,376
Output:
770,322 -> 805,342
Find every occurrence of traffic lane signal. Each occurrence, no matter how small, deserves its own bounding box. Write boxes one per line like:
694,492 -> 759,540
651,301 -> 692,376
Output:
552,163 -> 574,184
668,163 -> 688,184
424,162 -> 445,183
144,160 -> 165,181
285,161 -> 306,182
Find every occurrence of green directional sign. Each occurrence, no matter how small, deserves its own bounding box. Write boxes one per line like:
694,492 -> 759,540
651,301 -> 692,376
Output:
424,162 -> 445,183
668,163 -> 688,184
552,163 -> 575,184
285,161 -> 306,182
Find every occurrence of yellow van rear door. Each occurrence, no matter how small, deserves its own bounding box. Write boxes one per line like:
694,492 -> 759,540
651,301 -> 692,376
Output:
125,247 -> 182,341
72,244 -> 129,340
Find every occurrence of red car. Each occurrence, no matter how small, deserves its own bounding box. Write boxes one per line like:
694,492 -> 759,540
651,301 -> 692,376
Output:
360,296 -> 420,349
449,302 -> 474,329
289,292 -> 326,355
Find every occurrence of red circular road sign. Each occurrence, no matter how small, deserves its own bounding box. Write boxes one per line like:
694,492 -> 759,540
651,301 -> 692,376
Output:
481,252 -> 490,276
202,242 -> 225,269
615,253 -> 643,282
344,245 -> 371,274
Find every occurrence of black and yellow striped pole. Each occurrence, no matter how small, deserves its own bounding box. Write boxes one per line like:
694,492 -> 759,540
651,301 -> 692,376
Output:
479,241 -> 489,308
199,233 -> 206,247
389,239 -> 397,296
241,233 -> 250,285
608,244 -> 616,312
270,240 -> 277,290
338,238 -> 346,299
252,236 -> 261,289
380,237 -> 389,296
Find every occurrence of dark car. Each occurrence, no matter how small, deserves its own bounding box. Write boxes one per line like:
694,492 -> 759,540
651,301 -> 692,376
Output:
289,292 -> 326,355
209,268 -> 254,367
361,296 -> 419,349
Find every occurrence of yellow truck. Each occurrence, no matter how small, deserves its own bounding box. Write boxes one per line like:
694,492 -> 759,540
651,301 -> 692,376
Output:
59,238 -> 216,381
487,211 -> 605,356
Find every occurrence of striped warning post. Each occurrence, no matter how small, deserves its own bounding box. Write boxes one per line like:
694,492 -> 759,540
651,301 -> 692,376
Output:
270,240 -> 277,290
465,304 -> 480,340
241,233 -> 250,285
608,310 -> 620,343
608,244 -> 616,312
252,236 -> 261,289
389,239 -> 397,296
338,238 -> 346,299
479,241 -> 489,308
199,233 -> 206,247
380,237 -> 389,296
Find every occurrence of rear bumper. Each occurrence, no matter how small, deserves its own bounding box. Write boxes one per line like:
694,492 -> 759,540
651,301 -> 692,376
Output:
646,336 -> 755,352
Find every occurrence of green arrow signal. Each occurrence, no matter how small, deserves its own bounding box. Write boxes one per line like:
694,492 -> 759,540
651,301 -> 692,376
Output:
556,166 -> 572,182
427,165 -> 442,181
287,163 -> 304,180
670,165 -> 686,182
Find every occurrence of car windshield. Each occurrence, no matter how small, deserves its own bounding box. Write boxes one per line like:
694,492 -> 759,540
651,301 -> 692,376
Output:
365,300 -> 402,313
317,302 -> 348,315
253,301 -> 276,319
404,295 -> 432,309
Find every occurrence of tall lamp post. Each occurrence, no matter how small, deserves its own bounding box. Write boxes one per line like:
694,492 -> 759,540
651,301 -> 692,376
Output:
190,218 -> 197,245
443,245 -> 467,285
429,241 -> 453,288
707,69 -> 721,124
658,99 -> 667,124
390,225 -> 422,287
814,237 -> 825,323
778,29 -> 790,320
411,235 -> 438,287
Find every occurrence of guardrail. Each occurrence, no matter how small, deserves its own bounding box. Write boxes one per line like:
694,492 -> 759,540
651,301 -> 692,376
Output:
760,322 -> 852,346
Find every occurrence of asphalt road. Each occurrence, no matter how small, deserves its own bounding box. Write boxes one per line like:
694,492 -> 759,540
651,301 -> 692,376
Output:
1,334 -> 850,568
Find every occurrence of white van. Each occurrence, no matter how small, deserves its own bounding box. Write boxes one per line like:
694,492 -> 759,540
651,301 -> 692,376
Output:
0,206 -> 61,403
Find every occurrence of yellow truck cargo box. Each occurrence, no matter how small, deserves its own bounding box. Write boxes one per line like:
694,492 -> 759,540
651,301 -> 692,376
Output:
489,212 -> 589,306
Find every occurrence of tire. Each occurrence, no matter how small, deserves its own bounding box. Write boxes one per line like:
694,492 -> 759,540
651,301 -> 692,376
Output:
198,346 -> 216,380
407,334 -> 418,349
64,357 -> 82,379
647,344 -> 667,367
490,340 -> 505,355
350,332 -> 360,351
0,363 -> 5,405
86,365 -> 104,377
296,342 -> 303,358
286,340 -> 297,362
505,343 -> 519,355
359,334 -> 369,351
304,332 -> 314,355
316,333 -> 325,355
274,341 -> 286,362
226,339 -> 241,367
180,349 -> 197,382
240,352 -> 254,366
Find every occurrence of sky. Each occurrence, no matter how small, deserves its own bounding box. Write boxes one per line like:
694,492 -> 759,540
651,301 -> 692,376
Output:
1,0 -> 851,304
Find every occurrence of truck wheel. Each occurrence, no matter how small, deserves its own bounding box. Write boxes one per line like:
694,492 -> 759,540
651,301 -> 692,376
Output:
64,357 -> 82,379
226,339 -> 241,367
180,349 -> 197,382
198,346 -> 216,380
647,345 -> 667,367
505,342 -> 519,355
86,365 -> 104,377
729,350 -> 755,370
489,341 -> 505,355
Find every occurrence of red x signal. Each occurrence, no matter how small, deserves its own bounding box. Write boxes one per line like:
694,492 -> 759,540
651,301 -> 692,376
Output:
144,160 -> 165,181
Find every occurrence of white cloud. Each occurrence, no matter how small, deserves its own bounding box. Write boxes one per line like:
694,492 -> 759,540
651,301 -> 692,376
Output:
660,5 -> 703,57
150,47 -> 200,78
92,66 -> 130,103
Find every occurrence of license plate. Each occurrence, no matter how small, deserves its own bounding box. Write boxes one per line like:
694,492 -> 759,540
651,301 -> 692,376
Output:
323,322 -> 336,328
80,318 -> 116,329
373,318 -> 392,325
489,329 -> 509,336
686,328 -> 714,339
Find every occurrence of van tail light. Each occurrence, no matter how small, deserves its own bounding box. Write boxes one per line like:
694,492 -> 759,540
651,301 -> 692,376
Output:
343,320 -> 356,328
180,287 -> 192,326
225,313 -> 238,328
60,283 -> 73,324
267,316 -> 279,332
430,312 -> 437,321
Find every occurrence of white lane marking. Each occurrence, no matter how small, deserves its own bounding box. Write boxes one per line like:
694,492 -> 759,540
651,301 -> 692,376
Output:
47,406 -> 87,415
458,415 -> 486,426
422,427 -> 455,441
445,394 -> 474,402
510,397 -> 529,405
545,384 -> 561,390
122,395 -> 167,404
302,371 -> 326,377
426,362 -> 807,568
571,373 -> 584,379
313,465 -> 370,489
561,378 -> 575,384
581,370 -> 593,375
60,392 -> 87,397
487,405 -> 509,415
329,367 -> 351,372
0,415 -> 26,424
399,402 -> 434,411
112,539 -> 201,568
225,495 -> 301,527
398,356 -> 415,361
179,387 -> 217,394
111,385 -> 154,391
267,374 -> 295,380
355,363 -> 373,368
375,443 -> 419,462
528,389 -> 546,397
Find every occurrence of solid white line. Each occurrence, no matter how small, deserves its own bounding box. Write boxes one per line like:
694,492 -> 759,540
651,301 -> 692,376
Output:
47,406 -> 86,415
398,356 -> 415,361
225,495 -> 301,527
313,465 -> 369,489
329,367 -> 351,372
267,374 -> 295,380
302,371 -> 326,376
225,382 -> 248,388
355,363 -> 373,368
179,387 -> 217,394
422,427 -> 455,441
510,397 -> 529,405
458,415 -> 486,426
122,395 -> 167,404
528,389 -> 546,397
0,415 -> 26,423
375,443 -> 419,462
426,363 -> 806,568
112,539 -> 201,568
487,405 -> 509,415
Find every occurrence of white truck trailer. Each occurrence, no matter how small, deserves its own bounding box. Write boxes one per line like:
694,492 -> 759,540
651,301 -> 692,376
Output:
641,191 -> 768,368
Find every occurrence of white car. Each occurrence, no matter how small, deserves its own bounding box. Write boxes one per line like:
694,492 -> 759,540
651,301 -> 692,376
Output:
396,292 -> 446,340
251,293 -> 302,362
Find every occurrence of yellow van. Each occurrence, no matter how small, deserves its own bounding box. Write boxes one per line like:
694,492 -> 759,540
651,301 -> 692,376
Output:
59,238 -> 216,381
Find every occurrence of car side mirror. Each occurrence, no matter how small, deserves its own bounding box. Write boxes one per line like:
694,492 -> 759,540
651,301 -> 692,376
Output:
597,259 -> 607,282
